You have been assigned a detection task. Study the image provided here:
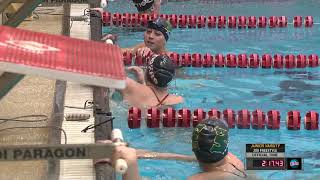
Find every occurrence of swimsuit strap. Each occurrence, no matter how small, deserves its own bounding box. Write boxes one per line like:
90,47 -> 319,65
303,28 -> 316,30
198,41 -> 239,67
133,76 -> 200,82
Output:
149,86 -> 170,106
228,162 -> 247,178
157,93 -> 169,106
216,162 -> 247,179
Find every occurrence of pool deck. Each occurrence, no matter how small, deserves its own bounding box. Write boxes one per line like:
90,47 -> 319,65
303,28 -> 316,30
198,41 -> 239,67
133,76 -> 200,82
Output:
0,5 -> 63,180
59,4 -> 96,180
0,3 -> 104,180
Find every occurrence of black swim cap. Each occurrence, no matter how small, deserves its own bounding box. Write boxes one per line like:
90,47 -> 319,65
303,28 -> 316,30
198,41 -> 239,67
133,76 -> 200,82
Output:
146,54 -> 175,88
133,0 -> 155,12
192,118 -> 229,163
147,17 -> 172,41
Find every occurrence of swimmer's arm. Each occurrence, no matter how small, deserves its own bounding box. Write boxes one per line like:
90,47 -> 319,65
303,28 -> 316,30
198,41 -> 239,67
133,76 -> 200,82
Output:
136,74 -> 146,85
119,77 -> 137,94
136,149 -> 197,162
153,0 -> 162,14
126,66 -> 146,85
121,42 -> 145,54
177,96 -> 184,104
188,173 -> 220,180
123,158 -> 141,180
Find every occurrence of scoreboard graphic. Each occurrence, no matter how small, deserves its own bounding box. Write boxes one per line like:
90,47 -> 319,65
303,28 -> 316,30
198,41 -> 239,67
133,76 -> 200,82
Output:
246,144 -> 302,170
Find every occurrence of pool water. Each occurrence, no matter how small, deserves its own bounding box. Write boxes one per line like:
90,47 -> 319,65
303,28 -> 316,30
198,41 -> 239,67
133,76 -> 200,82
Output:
105,0 -> 320,179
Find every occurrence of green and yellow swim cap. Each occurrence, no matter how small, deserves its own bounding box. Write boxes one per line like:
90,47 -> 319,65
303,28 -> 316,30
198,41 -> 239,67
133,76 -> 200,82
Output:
192,118 -> 229,163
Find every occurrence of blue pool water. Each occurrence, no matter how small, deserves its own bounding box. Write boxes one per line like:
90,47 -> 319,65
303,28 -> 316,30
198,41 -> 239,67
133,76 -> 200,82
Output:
106,0 -> 320,179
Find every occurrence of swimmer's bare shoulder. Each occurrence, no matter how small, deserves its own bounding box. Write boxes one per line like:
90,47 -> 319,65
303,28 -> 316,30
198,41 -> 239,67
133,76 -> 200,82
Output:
188,172 -> 257,180
121,78 -> 138,94
120,77 -> 147,101
174,95 -> 184,103
188,172 -> 238,180
188,171 -> 261,180
165,95 -> 184,105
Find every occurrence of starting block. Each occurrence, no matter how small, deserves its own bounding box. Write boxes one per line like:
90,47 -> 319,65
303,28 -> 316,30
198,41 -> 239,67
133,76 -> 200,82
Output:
0,25 -> 126,100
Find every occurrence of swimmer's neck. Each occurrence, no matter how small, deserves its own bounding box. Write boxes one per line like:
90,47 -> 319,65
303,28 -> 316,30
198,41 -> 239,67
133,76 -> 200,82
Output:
146,81 -> 168,93
199,155 -> 228,172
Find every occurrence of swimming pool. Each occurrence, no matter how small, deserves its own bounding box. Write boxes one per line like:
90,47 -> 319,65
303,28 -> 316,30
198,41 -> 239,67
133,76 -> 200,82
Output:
105,0 -> 320,179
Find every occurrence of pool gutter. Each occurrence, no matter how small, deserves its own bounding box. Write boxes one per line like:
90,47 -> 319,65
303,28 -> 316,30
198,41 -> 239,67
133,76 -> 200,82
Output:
89,3 -> 115,180
47,4 -> 69,180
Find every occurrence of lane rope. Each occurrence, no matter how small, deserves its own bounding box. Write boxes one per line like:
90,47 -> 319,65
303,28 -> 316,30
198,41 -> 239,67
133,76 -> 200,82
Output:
100,12 -> 315,29
127,107 -> 319,130
123,52 -> 319,69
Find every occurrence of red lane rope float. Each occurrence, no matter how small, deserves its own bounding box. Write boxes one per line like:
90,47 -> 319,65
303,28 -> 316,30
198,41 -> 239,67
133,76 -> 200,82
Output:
287,110 -> 301,130
178,108 -> 191,127
101,12 -> 315,29
252,109 -> 266,129
193,108 -> 206,127
128,107 -> 141,128
163,108 -> 176,127
127,107 -> 319,130
237,109 -> 251,129
267,110 -> 280,130
223,109 -> 236,128
305,111 -> 319,130
147,107 -> 160,128
122,52 -> 319,69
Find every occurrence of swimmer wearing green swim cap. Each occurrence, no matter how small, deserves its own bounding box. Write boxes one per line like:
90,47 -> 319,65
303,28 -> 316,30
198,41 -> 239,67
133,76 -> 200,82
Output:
189,118 -> 247,180
106,117 -> 252,180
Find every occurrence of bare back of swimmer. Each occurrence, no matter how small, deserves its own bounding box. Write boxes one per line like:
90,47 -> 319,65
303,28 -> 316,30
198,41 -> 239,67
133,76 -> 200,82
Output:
188,153 -> 246,180
121,54 -> 183,108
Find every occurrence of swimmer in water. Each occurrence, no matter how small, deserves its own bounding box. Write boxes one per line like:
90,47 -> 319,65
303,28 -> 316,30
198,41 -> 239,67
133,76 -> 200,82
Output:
106,18 -> 182,108
122,17 -> 172,57
120,54 -> 183,108
189,118 -> 247,180
132,0 -> 162,15
107,118 -> 249,180
104,17 -> 172,57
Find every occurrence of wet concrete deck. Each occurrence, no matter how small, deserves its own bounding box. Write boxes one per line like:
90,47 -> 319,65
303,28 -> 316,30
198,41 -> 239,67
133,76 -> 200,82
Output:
0,5 -> 63,180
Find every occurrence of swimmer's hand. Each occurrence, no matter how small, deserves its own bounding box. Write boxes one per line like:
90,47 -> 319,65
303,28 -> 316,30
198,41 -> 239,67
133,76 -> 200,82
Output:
127,66 -> 145,84
112,146 -> 141,180
102,34 -> 118,44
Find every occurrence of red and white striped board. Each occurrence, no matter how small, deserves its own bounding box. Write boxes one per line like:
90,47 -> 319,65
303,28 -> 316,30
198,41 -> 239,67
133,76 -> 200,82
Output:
0,25 -> 126,89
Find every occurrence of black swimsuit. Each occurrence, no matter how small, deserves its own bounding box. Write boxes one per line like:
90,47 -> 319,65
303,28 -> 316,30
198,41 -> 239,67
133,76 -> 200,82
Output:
149,86 -> 170,106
